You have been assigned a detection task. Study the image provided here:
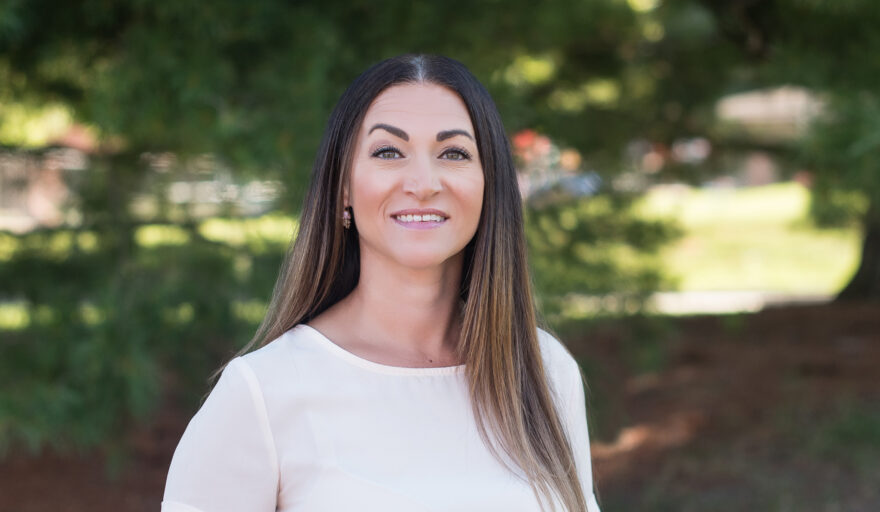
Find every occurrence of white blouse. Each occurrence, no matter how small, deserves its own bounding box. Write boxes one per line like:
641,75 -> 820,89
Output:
162,324 -> 601,512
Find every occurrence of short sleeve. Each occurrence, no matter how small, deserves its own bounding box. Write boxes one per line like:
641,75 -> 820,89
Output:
563,361 -> 602,512
162,357 -> 278,512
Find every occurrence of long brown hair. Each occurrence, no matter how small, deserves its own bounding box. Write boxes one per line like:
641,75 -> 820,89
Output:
219,54 -> 590,512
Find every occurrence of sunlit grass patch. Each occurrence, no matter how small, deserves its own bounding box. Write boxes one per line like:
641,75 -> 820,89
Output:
637,181 -> 812,227
665,223 -> 859,293
634,182 -> 861,294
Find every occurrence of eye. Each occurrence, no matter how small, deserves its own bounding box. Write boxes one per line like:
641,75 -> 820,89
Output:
441,147 -> 472,161
372,145 -> 404,159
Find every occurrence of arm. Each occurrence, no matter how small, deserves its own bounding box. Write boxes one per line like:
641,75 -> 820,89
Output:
564,361 -> 602,512
162,358 -> 278,512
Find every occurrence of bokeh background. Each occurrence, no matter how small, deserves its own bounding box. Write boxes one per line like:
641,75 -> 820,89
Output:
1,1 -> 879,510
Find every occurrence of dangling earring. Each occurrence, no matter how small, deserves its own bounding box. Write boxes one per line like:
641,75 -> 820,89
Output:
342,207 -> 352,229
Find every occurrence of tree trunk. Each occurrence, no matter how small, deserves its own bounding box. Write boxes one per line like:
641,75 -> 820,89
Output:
836,204 -> 880,301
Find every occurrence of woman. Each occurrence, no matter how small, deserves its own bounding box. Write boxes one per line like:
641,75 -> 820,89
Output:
162,54 -> 601,512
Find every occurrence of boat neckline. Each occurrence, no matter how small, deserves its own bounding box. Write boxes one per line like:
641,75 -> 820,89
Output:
295,324 -> 467,376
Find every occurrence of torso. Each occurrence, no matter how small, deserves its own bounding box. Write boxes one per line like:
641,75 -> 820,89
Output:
243,324 -> 572,511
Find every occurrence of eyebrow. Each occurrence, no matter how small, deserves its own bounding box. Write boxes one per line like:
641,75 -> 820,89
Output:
437,129 -> 474,142
367,123 -> 474,142
369,123 -> 409,141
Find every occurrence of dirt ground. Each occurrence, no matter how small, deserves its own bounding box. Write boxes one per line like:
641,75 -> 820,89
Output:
1,302 -> 878,511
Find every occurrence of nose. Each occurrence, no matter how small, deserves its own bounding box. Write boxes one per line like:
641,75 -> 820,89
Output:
402,155 -> 442,200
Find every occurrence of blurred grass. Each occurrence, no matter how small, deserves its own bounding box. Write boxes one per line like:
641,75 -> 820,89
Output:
634,181 -> 861,294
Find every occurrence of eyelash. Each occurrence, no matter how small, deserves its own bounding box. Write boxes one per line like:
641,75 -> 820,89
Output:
371,145 -> 473,161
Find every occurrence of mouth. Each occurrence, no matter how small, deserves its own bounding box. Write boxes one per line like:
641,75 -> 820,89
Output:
390,208 -> 449,228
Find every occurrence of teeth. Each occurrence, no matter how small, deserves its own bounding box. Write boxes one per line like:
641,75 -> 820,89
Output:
395,213 -> 445,222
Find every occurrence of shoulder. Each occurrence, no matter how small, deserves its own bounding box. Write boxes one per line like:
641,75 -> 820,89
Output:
239,331 -> 287,363
231,324 -> 335,396
536,327 -> 579,374
236,327 -> 306,378
535,327 -> 583,399
207,328 -> 303,408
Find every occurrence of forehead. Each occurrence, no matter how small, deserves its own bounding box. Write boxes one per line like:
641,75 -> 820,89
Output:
361,83 -> 474,135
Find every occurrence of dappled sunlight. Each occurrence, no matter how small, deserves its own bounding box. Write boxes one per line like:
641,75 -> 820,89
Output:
198,214 -> 297,249
0,233 -> 18,261
0,229 -> 101,261
76,231 -> 99,252
162,303 -> 194,326
232,299 -> 268,325
78,303 -> 105,326
135,225 -> 190,247
0,101 -> 73,148
0,302 -> 57,331
626,0 -> 659,13
593,412 -> 706,458
45,231 -> 75,258
592,411 -> 708,478
0,297 -> 267,333
158,300 -> 267,327
0,302 -> 29,331
501,54 -> 557,88
549,78 -> 622,112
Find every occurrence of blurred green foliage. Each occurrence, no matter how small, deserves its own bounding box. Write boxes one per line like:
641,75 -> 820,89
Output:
0,0 -> 689,456
0,198 -> 679,455
803,95 -> 879,227
2,0 -> 880,458
526,192 -> 681,320
0,0 -> 752,205
0,219 -> 289,456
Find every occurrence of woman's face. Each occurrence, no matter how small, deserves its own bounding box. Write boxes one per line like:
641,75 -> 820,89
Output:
346,83 -> 484,271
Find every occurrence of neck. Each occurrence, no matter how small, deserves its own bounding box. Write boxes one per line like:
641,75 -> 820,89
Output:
344,249 -> 464,362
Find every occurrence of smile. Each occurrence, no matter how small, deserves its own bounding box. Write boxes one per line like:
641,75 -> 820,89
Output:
390,209 -> 449,229
393,213 -> 446,222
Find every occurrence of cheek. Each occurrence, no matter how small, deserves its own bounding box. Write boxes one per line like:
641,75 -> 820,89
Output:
350,167 -> 390,210
453,173 -> 485,222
